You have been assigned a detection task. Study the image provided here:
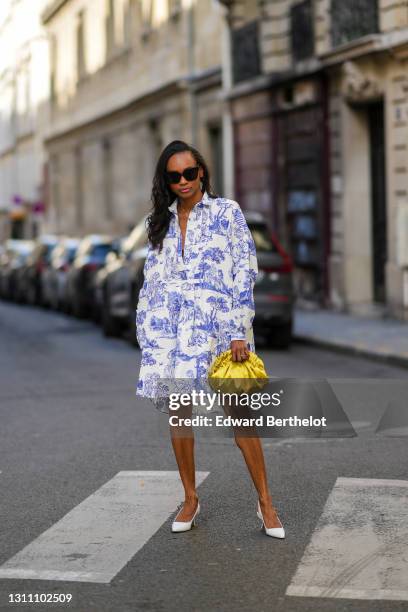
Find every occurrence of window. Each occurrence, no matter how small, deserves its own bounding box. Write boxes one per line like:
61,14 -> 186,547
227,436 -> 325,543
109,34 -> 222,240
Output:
16,60 -> 30,120
50,34 -> 57,101
105,0 -> 115,57
141,0 -> 154,38
168,0 -> 181,19
123,0 -> 132,47
248,223 -> 278,253
76,10 -> 86,81
105,0 -> 131,56
75,147 -> 84,228
149,119 -> 163,161
51,155 -> 60,230
208,124 -> 224,195
90,243 -> 113,262
102,139 -> 113,221
331,0 -> 378,48
67,246 -> 78,263
290,0 -> 314,62
11,219 -> 24,240
231,20 -> 261,84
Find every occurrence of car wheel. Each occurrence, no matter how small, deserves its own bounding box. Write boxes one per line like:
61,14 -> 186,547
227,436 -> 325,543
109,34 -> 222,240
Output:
102,294 -> 122,337
26,283 -> 36,305
9,282 -> 17,302
268,321 -> 292,349
50,293 -> 59,311
72,296 -> 87,319
34,284 -> 42,306
91,300 -> 101,324
15,284 -> 24,304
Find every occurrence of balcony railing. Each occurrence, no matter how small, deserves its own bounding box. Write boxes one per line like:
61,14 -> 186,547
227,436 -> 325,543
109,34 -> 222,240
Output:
331,0 -> 378,48
232,20 -> 261,84
290,0 -> 314,62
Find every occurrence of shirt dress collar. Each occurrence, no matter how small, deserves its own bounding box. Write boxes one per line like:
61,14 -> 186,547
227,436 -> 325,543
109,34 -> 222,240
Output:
168,190 -> 211,215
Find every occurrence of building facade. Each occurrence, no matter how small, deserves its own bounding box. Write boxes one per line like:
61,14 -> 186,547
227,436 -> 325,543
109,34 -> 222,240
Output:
0,0 -> 50,241
41,0 -> 227,238
219,0 -> 408,319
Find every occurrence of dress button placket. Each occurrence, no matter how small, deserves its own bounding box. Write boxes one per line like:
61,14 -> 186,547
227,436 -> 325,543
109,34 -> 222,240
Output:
176,210 -> 188,276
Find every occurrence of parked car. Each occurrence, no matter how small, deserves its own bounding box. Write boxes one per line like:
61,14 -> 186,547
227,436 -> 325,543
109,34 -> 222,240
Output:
66,234 -> 114,318
0,244 -> 11,298
97,218 -> 148,341
0,244 -> 5,287
42,237 -> 80,311
96,215 -> 147,342
0,240 -> 35,301
245,212 -> 294,348
99,211 -> 294,348
9,241 -> 36,303
0,241 -> 17,299
92,237 -> 124,323
20,235 -> 59,305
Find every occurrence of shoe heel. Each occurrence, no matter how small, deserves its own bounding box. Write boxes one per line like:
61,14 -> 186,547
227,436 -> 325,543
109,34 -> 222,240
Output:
257,503 -> 285,539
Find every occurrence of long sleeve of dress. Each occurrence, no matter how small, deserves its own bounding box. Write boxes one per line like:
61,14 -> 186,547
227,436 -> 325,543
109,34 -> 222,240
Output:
228,203 -> 258,342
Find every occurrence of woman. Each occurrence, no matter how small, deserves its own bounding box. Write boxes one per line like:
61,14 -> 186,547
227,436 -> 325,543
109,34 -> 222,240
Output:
136,140 -> 284,538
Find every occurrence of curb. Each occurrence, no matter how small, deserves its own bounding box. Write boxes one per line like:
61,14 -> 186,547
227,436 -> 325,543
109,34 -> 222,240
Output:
293,334 -> 408,370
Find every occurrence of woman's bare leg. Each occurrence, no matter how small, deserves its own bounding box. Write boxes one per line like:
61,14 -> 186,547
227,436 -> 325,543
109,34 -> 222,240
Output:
169,402 -> 199,521
221,392 -> 282,529
234,433 -> 282,528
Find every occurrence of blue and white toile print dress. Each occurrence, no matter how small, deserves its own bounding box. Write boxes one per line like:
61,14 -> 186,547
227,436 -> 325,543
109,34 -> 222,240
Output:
135,190 -> 258,412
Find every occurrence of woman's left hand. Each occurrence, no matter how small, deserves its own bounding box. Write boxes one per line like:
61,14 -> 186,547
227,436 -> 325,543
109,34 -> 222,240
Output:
230,340 -> 250,362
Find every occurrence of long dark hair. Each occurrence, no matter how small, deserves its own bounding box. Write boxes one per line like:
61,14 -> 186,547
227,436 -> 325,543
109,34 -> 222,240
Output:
147,140 -> 218,252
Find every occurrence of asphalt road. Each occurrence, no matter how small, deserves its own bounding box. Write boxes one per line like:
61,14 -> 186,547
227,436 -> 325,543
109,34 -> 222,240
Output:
0,300 -> 407,612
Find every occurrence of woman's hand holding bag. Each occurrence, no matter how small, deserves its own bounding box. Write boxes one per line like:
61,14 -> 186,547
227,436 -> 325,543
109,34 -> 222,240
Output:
208,349 -> 269,395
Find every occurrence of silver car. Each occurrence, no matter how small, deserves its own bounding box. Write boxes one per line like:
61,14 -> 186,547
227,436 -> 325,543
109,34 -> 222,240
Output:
42,237 -> 80,310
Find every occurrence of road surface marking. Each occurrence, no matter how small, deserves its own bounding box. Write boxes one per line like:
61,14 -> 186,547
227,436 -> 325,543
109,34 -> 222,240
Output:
0,471 -> 209,583
286,477 -> 408,601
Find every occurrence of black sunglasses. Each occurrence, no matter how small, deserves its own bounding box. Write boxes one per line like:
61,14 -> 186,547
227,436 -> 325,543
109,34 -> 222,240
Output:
165,165 -> 200,184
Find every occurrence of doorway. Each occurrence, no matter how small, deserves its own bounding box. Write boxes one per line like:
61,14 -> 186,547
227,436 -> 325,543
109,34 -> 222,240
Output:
208,123 -> 224,195
368,101 -> 387,303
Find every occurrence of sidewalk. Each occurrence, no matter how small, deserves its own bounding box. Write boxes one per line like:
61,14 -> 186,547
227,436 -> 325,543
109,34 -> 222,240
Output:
293,307 -> 408,368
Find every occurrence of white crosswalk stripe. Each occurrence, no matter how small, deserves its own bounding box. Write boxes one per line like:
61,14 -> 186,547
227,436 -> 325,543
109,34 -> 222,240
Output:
286,477 -> 408,601
0,471 -> 209,583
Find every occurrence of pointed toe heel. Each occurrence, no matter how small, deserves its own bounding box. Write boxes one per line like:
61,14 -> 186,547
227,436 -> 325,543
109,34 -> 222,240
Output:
171,501 -> 200,533
257,503 -> 285,539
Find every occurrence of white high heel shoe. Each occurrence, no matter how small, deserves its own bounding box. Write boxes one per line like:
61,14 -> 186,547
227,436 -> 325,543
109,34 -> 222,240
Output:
257,501 -> 285,539
171,500 -> 200,532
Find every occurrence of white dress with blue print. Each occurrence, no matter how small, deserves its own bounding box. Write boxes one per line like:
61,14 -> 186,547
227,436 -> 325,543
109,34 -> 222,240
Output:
135,190 -> 258,412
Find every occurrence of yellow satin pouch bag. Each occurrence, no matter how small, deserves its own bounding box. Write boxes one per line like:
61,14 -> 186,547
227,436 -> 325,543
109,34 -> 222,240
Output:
208,349 -> 269,394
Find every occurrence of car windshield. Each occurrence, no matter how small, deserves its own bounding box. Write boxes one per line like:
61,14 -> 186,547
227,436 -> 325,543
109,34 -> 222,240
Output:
14,251 -> 30,264
67,246 -> 78,262
90,244 -> 112,261
248,223 -> 277,253
44,244 -> 57,263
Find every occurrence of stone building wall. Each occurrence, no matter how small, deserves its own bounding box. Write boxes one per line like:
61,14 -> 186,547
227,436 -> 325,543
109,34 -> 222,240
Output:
221,0 -> 408,315
42,0 -> 225,237
0,0 -> 50,240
